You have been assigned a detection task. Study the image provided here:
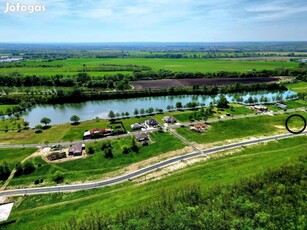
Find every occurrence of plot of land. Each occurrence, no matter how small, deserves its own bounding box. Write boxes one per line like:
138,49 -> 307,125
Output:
131,77 -> 280,90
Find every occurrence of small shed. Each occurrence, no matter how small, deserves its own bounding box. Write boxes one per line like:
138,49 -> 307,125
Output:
68,144 -> 83,156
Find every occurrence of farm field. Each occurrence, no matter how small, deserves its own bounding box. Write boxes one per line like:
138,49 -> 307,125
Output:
286,81 -> 307,93
0,58 -> 298,76
8,132 -> 186,188
131,77 -> 279,90
5,135 -> 307,230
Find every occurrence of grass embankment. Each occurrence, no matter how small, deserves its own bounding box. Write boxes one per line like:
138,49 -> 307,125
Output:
0,148 -> 37,187
0,58 -> 298,76
8,132 -> 186,188
176,111 -> 306,145
4,135 -> 307,229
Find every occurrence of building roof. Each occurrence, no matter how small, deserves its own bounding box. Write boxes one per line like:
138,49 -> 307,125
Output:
84,128 -> 112,137
69,144 -> 82,153
137,133 -> 149,140
164,116 -> 177,123
146,118 -> 158,126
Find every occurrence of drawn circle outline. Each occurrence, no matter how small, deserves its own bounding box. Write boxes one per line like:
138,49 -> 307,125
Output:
285,114 -> 306,134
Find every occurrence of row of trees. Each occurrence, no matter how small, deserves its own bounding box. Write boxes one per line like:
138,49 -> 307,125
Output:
0,82 -> 291,108
1,67 -> 306,89
15,161 -> 36,176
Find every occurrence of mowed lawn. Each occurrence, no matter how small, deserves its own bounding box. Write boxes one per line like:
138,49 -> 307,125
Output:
8,132 -> 186,188
7,135 -> 307,230
176,111 -> 307,144
0,58 -> 298,76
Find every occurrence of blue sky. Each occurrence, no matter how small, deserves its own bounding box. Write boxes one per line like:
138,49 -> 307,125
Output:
0,0 -> 307,42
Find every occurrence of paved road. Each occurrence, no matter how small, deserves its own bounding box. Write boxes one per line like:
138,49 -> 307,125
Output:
0,131 -> 305,197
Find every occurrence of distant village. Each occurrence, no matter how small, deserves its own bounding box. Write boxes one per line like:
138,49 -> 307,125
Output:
0,56 -> 23,63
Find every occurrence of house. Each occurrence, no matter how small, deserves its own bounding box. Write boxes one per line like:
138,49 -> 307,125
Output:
131,123 -> 142,130
136,133 -> 149,142
68,144 -> 83,156
275,103 -> 287,109
163,116 -> 177,124
83,128 -> 113,139
145,118 -> 159,127
190,124 -> 208,133
250,105 -> 268,112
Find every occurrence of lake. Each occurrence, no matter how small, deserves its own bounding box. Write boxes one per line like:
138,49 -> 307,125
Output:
21,90 -> 297,127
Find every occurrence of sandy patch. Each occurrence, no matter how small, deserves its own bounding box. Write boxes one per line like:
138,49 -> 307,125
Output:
133,147 -> 245,184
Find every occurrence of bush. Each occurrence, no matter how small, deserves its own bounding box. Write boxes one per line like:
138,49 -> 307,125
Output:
88,146 -> 95,154
104,147 -> 113,159
122,145 -> 130,154
53,171 -> 64,184
23,161 -> 36,175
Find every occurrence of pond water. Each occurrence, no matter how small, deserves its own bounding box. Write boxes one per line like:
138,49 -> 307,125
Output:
20,90 -> 297,127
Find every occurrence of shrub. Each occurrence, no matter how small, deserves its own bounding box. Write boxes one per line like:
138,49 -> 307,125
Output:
53,171 -> 64,184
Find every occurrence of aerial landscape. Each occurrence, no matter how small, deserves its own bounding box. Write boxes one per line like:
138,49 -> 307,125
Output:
0,0 -> 306,229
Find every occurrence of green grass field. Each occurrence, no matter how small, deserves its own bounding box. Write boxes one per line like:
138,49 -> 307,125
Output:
0,58 -> 298,76
5,135 -> 306,230
8,132 -> 186,188
286,81 -> 307,93
0,148 -> 36,168
176,111 -> 306,144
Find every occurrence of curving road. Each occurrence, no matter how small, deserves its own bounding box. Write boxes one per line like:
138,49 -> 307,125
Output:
0,131 -> 306,197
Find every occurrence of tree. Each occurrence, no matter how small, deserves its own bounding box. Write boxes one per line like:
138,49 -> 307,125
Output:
167,105 -> 171,111
35,125 -> 43,133
53,171 -> 64,183
122,145 -> 130,154
88,146 -> 95,154
217,95 -> 229,108
23,161 -> 36,175
134,109 -> 139,116
108,110 -> 115,119
0,162 -> 11,181
70,115 -> 80,124
15,162 -> 23,176
104,147 -> 113,159
130,137 -> 139,153
125,112 -> 130,117
176,102 -> 183,109
140,108 -> 145,116
40,117 -> 51,126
